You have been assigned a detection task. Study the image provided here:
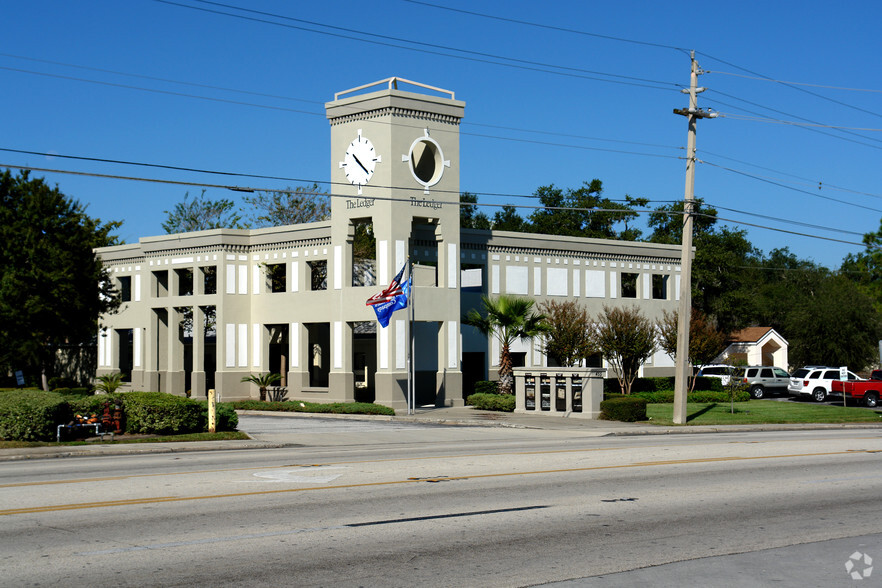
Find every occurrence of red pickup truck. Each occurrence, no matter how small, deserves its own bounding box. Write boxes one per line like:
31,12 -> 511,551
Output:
831,370 -> 882,407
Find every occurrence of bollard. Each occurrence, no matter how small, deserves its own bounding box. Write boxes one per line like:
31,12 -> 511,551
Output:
208,389 -> 216,433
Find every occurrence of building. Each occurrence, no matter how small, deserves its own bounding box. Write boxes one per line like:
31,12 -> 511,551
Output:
95,78 -> 683,410
713,327 -> 789,368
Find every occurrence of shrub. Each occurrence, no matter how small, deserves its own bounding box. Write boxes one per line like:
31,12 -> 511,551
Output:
48,376 -> 79,390
122,392 -> 203,435
466,392 -> 515,412
195,401 -> 239,431
604,376 -> 723,394
473,380 -> 499,395
226,400 -> 395,416
600,396 -> 648,422
52,387 -> 94,396
632,389 -> 750,403
0,390 -> 72,441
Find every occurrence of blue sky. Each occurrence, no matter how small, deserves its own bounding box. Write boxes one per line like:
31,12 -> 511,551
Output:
3,0 -> 881,268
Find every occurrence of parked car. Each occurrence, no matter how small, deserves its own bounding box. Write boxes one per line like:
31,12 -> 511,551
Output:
740,366 -> 791,399
831,370 -> 882,407
696,365 -> 738,386
788,367 -> 861,402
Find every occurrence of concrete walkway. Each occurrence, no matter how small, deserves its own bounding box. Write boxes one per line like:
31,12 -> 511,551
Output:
1,405 -> 880,462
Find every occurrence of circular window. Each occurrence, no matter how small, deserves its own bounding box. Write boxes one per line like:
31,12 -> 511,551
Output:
407,135 -> 445,188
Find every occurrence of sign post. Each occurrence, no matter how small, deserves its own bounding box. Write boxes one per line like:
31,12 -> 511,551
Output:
208,389 -> 216,433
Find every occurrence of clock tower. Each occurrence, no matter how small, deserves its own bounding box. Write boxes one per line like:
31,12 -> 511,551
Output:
325,78 -> 466,408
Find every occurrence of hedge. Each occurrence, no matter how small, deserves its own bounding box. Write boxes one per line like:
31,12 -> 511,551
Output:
600,396 -> 648,422
466,392 -> 515,412
0,390 -> 72,442
227,400 -> 395,415
632,389 -> 751,403
604,376 -> 724,394
0,390 -> 238,441
472,381 -> 499,395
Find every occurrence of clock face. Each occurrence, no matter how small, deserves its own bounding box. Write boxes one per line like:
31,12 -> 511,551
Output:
404,129 -> 449,194
340,130 -> 380,194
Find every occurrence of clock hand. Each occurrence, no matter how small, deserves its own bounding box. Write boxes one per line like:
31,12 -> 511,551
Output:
352,154 -> 370,175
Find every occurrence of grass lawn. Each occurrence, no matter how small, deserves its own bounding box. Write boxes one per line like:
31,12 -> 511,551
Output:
646,400 -> 882,426
0,431 -> 250,449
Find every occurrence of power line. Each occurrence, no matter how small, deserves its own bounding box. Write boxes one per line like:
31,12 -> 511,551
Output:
700,159 -> 882,213
705,89 -> 882,147
699,54 -> 882,121
153,0 -> 680,91
717,112 -> 882,132
2,145 -> 872,239
699,150 -> 882,201
0,162 -> 870,249
707,70 -> 882,94
400,0 -> 689,53
0,52 -> 684,155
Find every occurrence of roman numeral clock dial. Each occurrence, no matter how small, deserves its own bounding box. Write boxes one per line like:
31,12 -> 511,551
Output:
339,129 -> 381,195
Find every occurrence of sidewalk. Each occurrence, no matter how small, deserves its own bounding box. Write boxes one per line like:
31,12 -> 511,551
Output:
1,405 -> 879,462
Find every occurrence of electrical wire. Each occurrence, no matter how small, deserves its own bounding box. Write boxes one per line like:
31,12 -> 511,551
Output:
717,112 -> 882,132
400,0 -> 689,53
153,0 -> 680,91
698,53 -> 882,121
0,162 -> 870,249
706,70 -> 882,94
699,159 -> 882,214
698,150 -> 882,201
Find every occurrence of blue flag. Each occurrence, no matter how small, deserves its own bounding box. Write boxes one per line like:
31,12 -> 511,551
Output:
366,265 -> 410,328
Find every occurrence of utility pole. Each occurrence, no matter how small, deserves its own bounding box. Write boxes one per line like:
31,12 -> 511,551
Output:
672,51 -> 716,424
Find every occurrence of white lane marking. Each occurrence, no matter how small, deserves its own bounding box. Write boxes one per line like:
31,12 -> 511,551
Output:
247,466 -> 348,484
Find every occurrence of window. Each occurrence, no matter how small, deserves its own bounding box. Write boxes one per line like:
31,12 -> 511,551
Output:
652,274 -> 668,300
309,260 -> 327,291
153,270 -> 168,297
760,368 -> 773,378
175,268 -> 193,296
266,263 -> 286,293
118,276 -> 132,302
351,219 -> 376,287
773,368 -> 789,378
621,273 -> 638,298
201,266 -> 217,295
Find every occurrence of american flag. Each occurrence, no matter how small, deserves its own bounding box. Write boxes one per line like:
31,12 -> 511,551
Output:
366,264 -> 406,306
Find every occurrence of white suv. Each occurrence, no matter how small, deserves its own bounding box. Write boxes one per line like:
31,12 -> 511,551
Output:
788,367 -> 861,402
696,365 -> 738,386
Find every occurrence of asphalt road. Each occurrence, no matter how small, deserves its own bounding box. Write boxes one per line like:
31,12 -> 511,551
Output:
2,422 -> 881,587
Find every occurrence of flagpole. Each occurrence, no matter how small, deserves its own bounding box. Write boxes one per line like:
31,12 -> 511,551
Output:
405,256 -> 416,414
408,257 -> 415,415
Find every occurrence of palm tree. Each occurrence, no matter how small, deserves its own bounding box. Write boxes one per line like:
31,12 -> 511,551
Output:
463,295 -> 549,395
94,372 -> 124,394
241,372 -> 282,402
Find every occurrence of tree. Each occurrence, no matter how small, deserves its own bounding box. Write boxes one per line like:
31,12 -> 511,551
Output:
0,170 -> 121,389
528,180 -> 644,240
657,309 -> 726,391
460,192 -> 491,229
243,184 -> 330,228
785,276 -> 882,370
841,219 -> 882,314
594,305 -> 657,395
241,372 -> 282,402
648,201 -> 760,334
162,190 -> 245,233
491,204 -> 527,232
539,300 -> 596,367
462,295 -> 549,395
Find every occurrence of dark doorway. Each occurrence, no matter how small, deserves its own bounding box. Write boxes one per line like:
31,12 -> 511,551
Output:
461,352 -> 485,399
